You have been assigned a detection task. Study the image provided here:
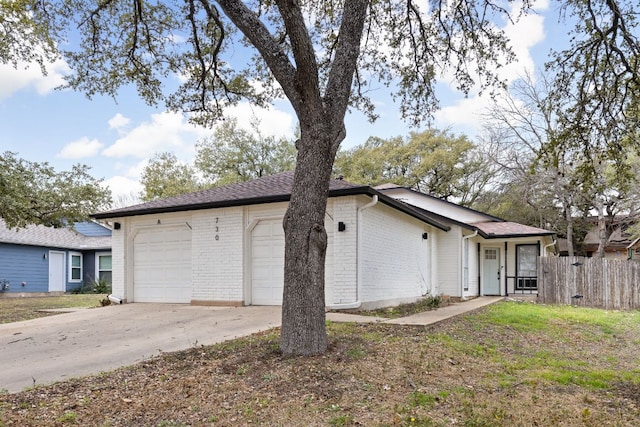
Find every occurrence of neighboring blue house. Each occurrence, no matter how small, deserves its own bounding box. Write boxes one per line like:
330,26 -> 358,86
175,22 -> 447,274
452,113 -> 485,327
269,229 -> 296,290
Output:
0,220 -> 112,294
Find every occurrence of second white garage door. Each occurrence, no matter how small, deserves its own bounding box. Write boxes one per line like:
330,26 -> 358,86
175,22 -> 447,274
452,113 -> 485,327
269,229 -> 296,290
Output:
250,218 -> 334,306
251,219 -> 285,305
133,226 -> 192,303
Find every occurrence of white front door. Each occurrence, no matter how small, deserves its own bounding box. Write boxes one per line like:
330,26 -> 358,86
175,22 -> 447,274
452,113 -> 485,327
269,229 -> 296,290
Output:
482,247 -> 501,295
48,251 -> 66,292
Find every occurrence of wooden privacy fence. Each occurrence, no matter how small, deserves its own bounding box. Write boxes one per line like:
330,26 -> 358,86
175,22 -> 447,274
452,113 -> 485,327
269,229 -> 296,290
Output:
538,256 -> 640,310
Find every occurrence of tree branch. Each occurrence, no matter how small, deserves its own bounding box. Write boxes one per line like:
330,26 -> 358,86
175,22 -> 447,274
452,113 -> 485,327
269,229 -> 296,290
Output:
324,0 -> 370,130
213,0 -> 300,111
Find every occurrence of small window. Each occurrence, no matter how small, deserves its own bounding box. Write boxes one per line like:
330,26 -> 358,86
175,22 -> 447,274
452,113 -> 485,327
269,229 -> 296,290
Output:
69,252 -> 83,283
485,249 -> 497,260
97,254 -> 112,284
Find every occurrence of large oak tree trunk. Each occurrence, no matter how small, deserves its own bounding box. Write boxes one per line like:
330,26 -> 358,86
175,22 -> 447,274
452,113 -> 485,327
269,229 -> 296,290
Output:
280,124 -> 340,356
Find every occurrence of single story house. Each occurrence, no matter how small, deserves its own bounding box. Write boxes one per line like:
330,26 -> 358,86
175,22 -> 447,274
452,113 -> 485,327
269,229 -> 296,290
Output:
0,220 -> 112,294
93,171 -> 554,309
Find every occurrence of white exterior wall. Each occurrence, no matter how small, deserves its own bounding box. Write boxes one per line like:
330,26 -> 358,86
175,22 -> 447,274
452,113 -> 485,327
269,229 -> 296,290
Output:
109,217 -> 126,301
434,225 -> 462,297
330,197 -> 358,304
109,195 -> 473,306
462,236 -> 481,298
359,201 -> 432,308
191,207 -> 244,303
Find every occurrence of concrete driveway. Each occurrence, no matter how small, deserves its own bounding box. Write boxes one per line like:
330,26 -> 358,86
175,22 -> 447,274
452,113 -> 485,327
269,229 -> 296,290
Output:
0,304 -> 281,393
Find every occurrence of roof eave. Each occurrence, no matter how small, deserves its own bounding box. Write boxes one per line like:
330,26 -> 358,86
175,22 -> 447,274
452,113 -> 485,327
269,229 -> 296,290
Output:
93,187 -> 372,220
476,231 -> 556,239
92,185 -> 452,232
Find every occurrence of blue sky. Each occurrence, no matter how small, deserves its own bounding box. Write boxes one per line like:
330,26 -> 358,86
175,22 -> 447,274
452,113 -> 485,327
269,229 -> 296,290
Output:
0,0 -> 555,203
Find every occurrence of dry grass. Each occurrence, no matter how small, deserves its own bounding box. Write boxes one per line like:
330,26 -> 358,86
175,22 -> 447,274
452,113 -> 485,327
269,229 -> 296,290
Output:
2,301 -> 640,426
0,294 -> 108,324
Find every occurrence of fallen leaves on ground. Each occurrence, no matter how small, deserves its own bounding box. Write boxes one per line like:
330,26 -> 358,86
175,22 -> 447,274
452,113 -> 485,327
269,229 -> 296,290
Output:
2,302 -> 640,426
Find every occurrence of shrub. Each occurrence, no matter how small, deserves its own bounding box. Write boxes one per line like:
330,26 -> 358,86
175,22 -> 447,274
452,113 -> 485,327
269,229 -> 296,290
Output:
72,278 -> 112,294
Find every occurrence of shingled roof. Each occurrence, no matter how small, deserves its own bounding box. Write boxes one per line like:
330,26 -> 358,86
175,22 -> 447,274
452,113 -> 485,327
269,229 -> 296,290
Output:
93,171 -> 451,231
0,220 -> 111,250
470,221 -> 554,238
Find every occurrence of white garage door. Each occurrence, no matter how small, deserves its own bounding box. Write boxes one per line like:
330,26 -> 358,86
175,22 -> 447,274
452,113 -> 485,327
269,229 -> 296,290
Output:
251,219 -> 285,305
251,218 -> 334,306
133,226 -> 192,303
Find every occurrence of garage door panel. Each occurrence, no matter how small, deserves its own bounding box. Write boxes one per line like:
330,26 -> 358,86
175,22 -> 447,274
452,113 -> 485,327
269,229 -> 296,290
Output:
251,220 -> 285,305
133,226 -> 192,303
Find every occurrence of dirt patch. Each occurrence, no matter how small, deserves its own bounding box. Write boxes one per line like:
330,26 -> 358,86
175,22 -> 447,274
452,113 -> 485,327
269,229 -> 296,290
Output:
2,302 -> 640,426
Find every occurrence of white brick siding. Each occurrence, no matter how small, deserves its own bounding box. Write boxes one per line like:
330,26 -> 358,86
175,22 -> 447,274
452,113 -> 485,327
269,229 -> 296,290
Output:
329,196 -> 358,304
110,195 -> 473,306
359,202 -> 432,308
191,208 -> 244,302
433,226 -> 461,297
109,217 -> 126,301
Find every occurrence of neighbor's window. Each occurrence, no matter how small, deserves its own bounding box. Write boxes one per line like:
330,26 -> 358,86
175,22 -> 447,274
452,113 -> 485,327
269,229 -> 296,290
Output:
97,253 -> 112,284
69,252 -> 83,282
516,244 -> 538,290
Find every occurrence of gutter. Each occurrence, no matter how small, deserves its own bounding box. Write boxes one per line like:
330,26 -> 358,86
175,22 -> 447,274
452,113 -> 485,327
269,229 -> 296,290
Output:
461,230 -> 478,298
329,195 -> 379,310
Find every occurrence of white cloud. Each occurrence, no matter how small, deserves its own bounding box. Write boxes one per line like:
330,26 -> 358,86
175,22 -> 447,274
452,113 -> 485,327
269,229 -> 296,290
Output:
108,113 -> 131,131
434,96 -> 488,136
101,111 -> 207,159
103,175 -> 143,202
434,0 -> 549,137
57,137 -> 104,159
224,103 -> 295,139
0,59 -> 69,100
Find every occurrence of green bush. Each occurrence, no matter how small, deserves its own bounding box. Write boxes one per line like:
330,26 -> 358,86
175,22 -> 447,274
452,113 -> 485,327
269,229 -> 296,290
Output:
71,278 -> 112,294
92,277 -> 112,294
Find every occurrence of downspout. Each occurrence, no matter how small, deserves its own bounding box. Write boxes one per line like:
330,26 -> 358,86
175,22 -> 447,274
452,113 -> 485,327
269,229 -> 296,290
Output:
108,295 -> 123,304
329,195 -> 379,310
543,240 -> 557,257
461,230 -> 478,299
504,242 -> 508,296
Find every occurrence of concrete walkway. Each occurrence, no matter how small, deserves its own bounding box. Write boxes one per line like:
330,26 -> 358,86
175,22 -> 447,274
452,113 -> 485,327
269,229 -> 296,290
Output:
0,296 -> 502,393
326,296 -> 504,325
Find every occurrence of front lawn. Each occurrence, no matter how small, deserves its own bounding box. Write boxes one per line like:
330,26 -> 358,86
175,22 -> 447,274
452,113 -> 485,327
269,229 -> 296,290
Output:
0,294 -> 108,324
2,301 -> 640,426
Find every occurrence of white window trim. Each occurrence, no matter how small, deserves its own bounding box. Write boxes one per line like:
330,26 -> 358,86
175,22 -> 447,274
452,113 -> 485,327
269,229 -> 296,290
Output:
68,252 -> 83,283
95,252 -> 112,282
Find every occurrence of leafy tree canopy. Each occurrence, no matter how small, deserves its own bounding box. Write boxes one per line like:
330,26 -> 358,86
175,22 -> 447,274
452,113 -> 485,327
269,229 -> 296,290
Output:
140,117 -> 296,199
140,152 -> 202,202
547,0 -> 640,179
334,129 -> 492,205
195,117 -> 296,185
0,151 -> 112,228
